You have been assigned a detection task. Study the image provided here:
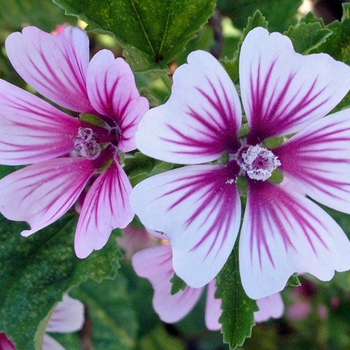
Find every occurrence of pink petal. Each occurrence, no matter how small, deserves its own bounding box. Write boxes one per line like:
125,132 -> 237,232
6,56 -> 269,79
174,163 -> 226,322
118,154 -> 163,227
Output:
86,50 -> 149,152
240,181 -> 350,299
5,26 -> 92,112
46,295 -> 84,333
254,293 -> 284,322
240,27 -> 350,143
0,333 -> 16,350
0,80 -> 80,165
135,50 -> 242,164
0,158 -> 95,236
275,110 -> 350,214
131,163 -> 241,288
43,335 -> 65,350
132,244 -> 204,323
75,161 -> 134,258
205,279 -> 222,331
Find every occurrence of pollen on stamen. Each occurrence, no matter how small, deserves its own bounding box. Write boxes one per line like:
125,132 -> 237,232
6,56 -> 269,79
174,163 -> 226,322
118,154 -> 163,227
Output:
239,144 -> 281,181
74,127 -> 101,160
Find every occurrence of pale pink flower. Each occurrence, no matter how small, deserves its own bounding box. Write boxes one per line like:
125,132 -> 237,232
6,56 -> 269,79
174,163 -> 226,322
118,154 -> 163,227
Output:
0,26 -> 148,258
0,294 -> 84,350
132,243 -> 284,329
131,27 -> 350,299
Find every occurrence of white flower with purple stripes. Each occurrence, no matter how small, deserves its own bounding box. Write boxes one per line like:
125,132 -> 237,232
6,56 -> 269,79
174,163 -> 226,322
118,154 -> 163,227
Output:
131,27 -> 350,299
0,26 -> 149,258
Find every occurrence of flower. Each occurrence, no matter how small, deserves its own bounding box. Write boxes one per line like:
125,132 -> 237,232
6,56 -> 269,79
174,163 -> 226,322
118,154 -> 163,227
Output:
0,294 -> 84,349
130,27 -> 350,299
0,26 -> 148,258
132,241 -> 284,329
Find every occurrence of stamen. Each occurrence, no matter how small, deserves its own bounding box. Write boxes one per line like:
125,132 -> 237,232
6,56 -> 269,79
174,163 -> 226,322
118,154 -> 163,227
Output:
239,144 -> 281,181
74,127 -> 101,160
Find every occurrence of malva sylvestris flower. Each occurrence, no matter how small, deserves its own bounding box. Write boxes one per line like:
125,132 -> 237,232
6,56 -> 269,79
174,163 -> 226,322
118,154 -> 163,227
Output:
131,27 -> 350,299
0,26 -> 148,258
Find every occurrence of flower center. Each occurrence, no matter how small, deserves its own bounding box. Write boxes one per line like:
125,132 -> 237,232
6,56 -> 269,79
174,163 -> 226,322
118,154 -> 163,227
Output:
239,144 -> 281,181
74,127 -> 101,160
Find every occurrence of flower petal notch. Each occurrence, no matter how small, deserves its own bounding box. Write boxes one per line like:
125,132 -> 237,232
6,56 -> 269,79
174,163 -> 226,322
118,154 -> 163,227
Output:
240,27 -> 350,143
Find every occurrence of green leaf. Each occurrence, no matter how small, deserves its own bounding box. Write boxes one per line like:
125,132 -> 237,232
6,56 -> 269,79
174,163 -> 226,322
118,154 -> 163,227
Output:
285,22 -> 332,54
71,275 -> 138,350
0,214 -> 121,350
217,0 -> 302,33
221,10 -> 268,83
52,0 -> 216,71
170,273 -> 187,295
0,0 -> 75,31
216,244 -> 258,350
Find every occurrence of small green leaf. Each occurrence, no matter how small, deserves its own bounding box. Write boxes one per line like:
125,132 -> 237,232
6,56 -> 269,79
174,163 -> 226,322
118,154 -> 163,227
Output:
216,244 -> 258,350
53,0 -> 216,70
170,273 -> 187,295
0,214 -> 120,350
71,275 -> 138,350
288,273 -> 302,287
285,22 -> 332,54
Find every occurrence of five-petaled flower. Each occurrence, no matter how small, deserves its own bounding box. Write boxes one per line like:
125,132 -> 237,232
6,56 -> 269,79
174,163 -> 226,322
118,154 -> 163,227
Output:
131,27 -> 350,299
0,26 -> 148,258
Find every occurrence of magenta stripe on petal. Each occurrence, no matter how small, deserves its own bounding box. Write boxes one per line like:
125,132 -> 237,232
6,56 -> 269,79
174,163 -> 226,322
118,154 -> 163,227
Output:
240,28 -> 350,143
131,163 -> 241,288
75,161 -> 133,258
240,180 -> 350,299
0,158 -> 95,236
275,110 -> 350,214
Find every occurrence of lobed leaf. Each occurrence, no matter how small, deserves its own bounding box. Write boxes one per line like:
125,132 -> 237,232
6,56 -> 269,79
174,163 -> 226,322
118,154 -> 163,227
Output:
52,0 -> 216,71
216,243 -> 258,350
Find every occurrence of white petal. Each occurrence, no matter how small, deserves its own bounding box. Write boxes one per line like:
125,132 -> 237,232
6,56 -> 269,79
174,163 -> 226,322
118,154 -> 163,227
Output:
240,27 -> 350,143
131,163 -> 241,288
275,109 -> 350,214
132,245 -> 203,323
0,80 -> 80,165
43,335 -> 65,350
87,51 -> 149,152
6,26 -> 91,112
136,50 -> 242,164
0,158 -> 95,236
75,161 -> 134,258
240,181 -> 350,299
46,295 -> 84,333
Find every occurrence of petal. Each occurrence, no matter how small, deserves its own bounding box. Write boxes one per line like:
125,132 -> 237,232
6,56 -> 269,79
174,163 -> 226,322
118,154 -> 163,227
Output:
43,335 -> 65,350
205,279 -> 222,331
240,181 -> 350,299
136,50 -> 242,164
86,50 -> 149,152
46,295 -> 84,333
75,161 -> 134,258
0,80 -> 80,165
132,244 -> 203,323
5,26 -> 92,112
240,27 -> 350,143
0,333 -> 16,350
254,293 -> 284,322
275,109 -> 350,214
0,158 -> 95,236
131,163 -> 241,288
